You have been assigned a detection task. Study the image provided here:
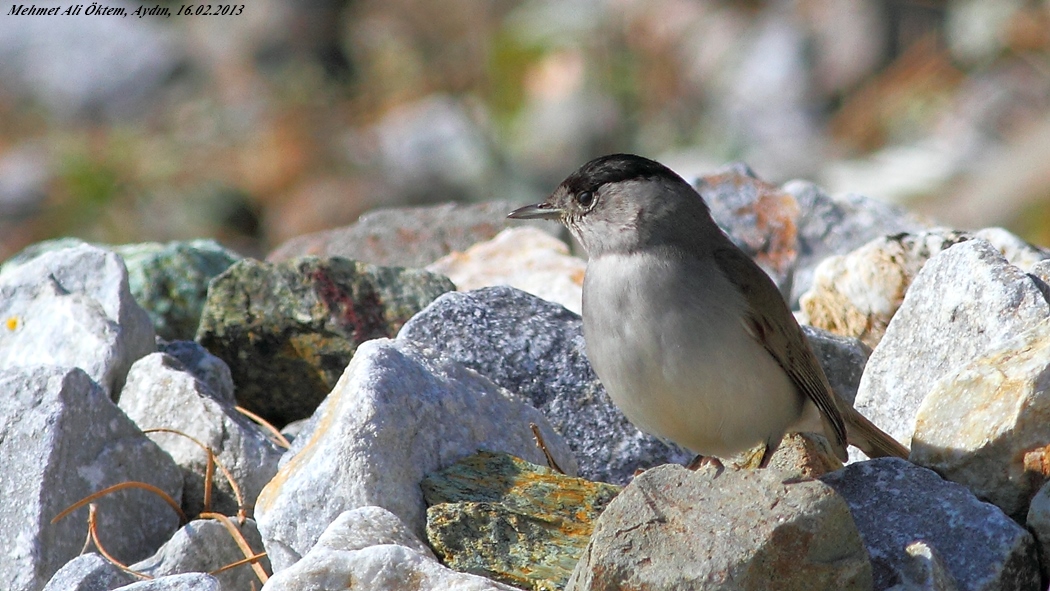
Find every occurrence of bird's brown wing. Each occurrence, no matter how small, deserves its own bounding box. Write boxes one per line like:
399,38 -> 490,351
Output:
711,246 -> 850,461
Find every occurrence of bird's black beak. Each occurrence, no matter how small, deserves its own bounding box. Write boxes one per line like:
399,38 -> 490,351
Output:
507,202 -> 563,221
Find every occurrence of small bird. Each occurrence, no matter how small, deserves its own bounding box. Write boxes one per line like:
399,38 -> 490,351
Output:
508,153 -> 908,467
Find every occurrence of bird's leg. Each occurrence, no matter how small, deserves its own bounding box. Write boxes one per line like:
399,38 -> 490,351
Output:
757,441 -> 776,468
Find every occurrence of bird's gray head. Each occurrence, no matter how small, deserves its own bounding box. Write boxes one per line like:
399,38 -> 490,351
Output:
508,154 -> 713,257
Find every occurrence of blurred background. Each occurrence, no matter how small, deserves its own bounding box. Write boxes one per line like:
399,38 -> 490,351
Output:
1,0 -> 1049,260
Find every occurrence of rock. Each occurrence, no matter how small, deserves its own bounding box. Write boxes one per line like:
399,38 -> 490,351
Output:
884,542 -> 960,591
784,180 -> 929,306
112,240 -> 241,341
0,366 -> 183,591
254,338 -> 577,572
695,163 -> 800,296
130,518 -> 270,591
0,237 -> 89,273
800,228 -> 1049,349
1025,480 -> 1050,583
268,201 -> 556,269
195,256 -> 454,426
911,318 -> 1050,520
117,573 -> 220,590
0,0 -> 180,119
423,451 -> 621,591
397,286 -> 691,485
740,431 -> 843,478
821,458 -> 1040,591
801,325 -> 871,407
799,229 -> 970,349
427,227 -> 585,314
119,353 -> 285,518
261,508 -> 519,591
567,463 -> 872,591
0,244 -> 156,398
42,553 -> 136,591
156,340 -> 236,405
854,239 -> 1050,448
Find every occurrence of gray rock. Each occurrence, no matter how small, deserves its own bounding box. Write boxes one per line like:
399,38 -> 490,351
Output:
130,518 -> 269,591
119,353 -> 285,518
41,553 -> 136,591
821,458 -> 1040,591
884,542 -> 961,591
854,239 -> 1050,448
262,508 -> 518,591
0,0 -> 180,119
156,340 -> 236,405
396,286 -> 691,485
912,318 -> 1050,520
785,180 -> 929,307
254,338 -> 576,572
567,464 -> 872,591
0,237 -> 88,272
0,366 -> 182,591
0,244 -> 156,398
1025,480 -> 1050,583
267,200 -> 556,269
117,573 -> 220,590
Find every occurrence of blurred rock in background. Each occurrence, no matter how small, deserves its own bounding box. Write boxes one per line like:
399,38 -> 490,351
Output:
2,0 -> 1050,261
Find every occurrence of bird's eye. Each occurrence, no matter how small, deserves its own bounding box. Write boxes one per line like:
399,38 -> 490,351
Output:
576,191 -> 595,208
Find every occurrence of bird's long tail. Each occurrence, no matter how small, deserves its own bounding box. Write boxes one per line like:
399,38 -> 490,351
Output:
842,406 -> 910,459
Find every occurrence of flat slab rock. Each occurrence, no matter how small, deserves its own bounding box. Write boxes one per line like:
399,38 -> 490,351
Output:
423,451 -> 622,591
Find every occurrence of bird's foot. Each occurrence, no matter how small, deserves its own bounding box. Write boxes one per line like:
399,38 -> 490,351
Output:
686,454 -> 724,477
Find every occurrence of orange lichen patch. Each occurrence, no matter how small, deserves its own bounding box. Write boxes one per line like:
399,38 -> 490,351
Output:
1024,444 -> 1050,477
5,316 -> 19,331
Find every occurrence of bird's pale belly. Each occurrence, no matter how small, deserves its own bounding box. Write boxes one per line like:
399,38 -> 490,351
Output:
583,254 -> 805,458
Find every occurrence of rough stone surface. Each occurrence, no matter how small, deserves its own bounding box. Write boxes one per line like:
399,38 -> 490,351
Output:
1025,480 -> 1050,584
883,542 -> 961,591
41,553 -> 136,591
800,228 -> 1049,350
428,227 -> 586,314
854,239 -> 1050,448
567,463 -> 872,591
130,518 -> 270,591
267,200 -> 558,268
119,353 -> 285,518
423,451 -> 621,591
113,239 -> 241,341
262,509 -> 519,591
0,244 -> 156,397
397,286 -> 691,485
0,366 -> 183,591
118,573 -> 220,590
799,229 -> 970,349
821,458 -> 1040,591
195,256 -> 454,426
254,338 -> 577,572
696,163 -> 800,296
156,340 -> 236,405
784,180 -> 929,307
912,318 -> 1050,520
